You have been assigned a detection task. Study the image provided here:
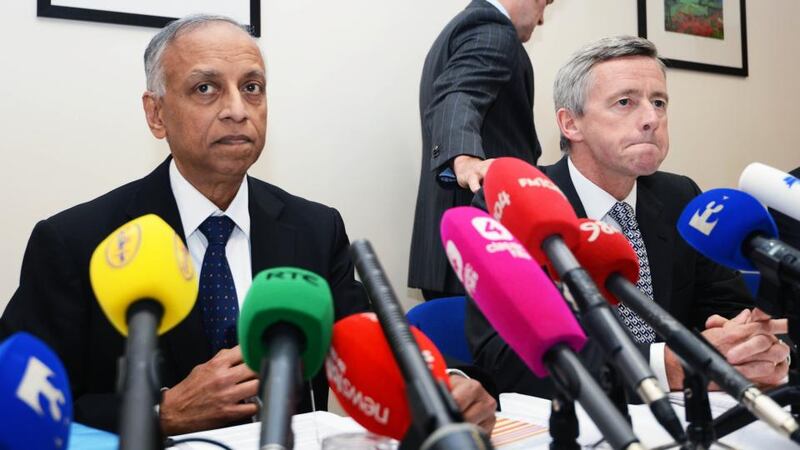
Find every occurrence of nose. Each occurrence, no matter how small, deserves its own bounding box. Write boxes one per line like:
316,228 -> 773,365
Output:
640,103 -> 660,132
219,90 -> 248,122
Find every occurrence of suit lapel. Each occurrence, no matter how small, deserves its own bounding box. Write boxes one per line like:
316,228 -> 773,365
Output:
125,157 -> 213,376
544,156 -> 588,218
636,178 -> 674,311
247,178 -> 298,277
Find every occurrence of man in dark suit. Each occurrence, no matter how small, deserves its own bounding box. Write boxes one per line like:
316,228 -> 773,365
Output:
467,36 -> 790,397
409,0 -> 553,299
0,15 -> 498,435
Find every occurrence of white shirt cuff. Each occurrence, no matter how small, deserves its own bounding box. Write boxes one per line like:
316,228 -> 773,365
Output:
650,342 -> 670,391
446,368 -> 471,379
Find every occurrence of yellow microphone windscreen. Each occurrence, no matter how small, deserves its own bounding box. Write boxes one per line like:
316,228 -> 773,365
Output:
89,214 -> 198,336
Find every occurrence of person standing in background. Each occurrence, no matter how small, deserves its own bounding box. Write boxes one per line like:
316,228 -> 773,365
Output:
409,0 -> 554,300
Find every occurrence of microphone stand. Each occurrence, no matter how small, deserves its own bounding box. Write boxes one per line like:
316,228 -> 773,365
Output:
549,392 -> 579,450
604,363 -> 633,427
682,365 -> 714,449
119,300 -> 164,450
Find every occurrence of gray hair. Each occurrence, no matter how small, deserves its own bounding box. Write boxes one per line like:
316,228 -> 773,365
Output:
553,35 -> 666,151
144,14 -> 254,96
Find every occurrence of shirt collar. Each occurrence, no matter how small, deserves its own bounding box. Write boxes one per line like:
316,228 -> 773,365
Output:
485,0 -> 510,19
169,159 -> 251,239
567,156 -> 637,219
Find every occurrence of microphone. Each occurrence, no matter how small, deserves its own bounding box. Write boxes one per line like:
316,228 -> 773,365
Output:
0,332 -> 72,450
89,214 -> 198,450
350,240 -> 493,450
483,157 -> 686,444
575,217 -> 800,443
440,206 -> 645,450
677,188 -> 800,291
326,312 -> 450,440
739,162 -> 800,222
238,267 -> 334,450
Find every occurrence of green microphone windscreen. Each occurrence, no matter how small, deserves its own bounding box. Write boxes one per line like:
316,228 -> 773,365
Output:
238,267 -> 334,380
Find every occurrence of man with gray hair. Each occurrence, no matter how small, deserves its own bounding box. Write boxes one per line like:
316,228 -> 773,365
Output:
0,15 -> 497,435
467,35 -> 789,396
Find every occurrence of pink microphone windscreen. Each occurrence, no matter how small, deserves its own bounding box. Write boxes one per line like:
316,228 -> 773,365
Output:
440,206 -> 586,377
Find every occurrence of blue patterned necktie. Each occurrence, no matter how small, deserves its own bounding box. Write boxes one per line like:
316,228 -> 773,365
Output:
198,215 -> 239,353
607,202 -> 657,344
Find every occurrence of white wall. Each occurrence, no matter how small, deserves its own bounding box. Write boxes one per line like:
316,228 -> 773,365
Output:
1,1 -> 798,314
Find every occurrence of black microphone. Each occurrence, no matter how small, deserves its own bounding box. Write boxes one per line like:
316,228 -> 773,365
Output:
88,215 -> 199,450
483,158 -> 687,444
678,188 -> 800,298
350,240 -> 493,450
238,267 -> 335,450
575,217 -> 800,444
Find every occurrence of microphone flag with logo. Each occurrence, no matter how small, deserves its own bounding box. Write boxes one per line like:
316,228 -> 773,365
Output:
89,213 -> 198,450
739,162 -> 800,222
482,157 -> 581,264
238,267 -> 334,380
238,266 -> 334,450
439,206 -> 586,377
326,312 -> 449,441
0,332 -> 73,450
678,188 -> 778,271
89,213 -> 198,336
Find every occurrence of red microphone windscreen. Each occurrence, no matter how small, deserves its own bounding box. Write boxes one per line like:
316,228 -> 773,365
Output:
573,219 -> 639,305
440,206 -> 586,377
483,157 -> 580,264
325,312 -> 450,440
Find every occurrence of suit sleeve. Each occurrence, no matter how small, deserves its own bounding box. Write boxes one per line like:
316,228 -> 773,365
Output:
1,220 -> 122,430
425,20 -> 520,171
326,207 -> 370,320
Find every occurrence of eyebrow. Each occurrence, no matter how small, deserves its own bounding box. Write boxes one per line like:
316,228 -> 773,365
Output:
243,69 -> 266,81
610,88 -> 669,102
186,68 -> 265,82
187,69 -> 221,81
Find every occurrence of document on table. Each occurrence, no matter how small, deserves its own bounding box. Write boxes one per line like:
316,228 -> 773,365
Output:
171,410 -> 548,449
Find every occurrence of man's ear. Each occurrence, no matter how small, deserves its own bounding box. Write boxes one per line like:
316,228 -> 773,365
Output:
142,92 -> 167,140
556,107 -> 583,145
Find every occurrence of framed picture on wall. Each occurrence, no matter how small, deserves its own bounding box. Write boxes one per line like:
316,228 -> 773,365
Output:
637,0 -> 748,76
37,0 -> 261,37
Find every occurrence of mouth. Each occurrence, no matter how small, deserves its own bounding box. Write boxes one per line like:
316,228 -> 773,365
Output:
215,135 -> 253,145
628,141 -> 659,149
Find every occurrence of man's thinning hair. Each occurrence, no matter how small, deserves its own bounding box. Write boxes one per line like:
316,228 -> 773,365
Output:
553,35 -> 666,152
144,14 -> 254,96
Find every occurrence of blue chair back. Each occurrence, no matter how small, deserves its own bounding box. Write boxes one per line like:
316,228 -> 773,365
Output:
406,296 -> 472,363
740,271 -> 760,297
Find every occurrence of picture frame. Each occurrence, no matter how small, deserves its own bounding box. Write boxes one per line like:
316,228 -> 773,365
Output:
637,0 -> 748,76
37,0 -> 261,37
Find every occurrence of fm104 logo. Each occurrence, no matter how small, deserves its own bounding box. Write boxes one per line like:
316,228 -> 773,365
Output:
517,177 -> 567,199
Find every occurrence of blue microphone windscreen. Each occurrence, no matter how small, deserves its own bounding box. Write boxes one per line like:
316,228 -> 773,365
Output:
0,332 -> 72,450
678,188 -> 778,270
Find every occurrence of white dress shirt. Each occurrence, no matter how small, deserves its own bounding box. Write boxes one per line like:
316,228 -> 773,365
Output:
567,157 -> 670,391
169,160 -> 253,308
485,0 -> 510,19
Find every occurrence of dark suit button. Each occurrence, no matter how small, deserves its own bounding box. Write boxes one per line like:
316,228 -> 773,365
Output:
432,145 -> 440,158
